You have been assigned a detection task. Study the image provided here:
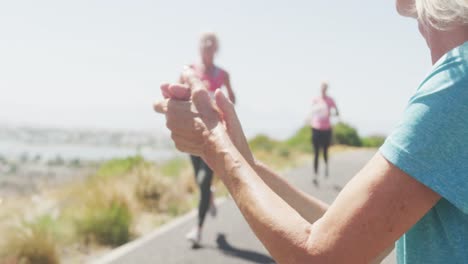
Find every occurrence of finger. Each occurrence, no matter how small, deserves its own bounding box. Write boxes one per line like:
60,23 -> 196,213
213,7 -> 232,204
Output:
192,89 -> 217,119
215,90 -> 242,134
171,131 -> 204,145
153,99 -> 168,114
168,83 -> 191,101
165,100 -> 202,132
166,118 -> 205,141
166,99 -> 199,116
171,133 -> 202,155
214,90 -> 254,162
160,83 -> 171,99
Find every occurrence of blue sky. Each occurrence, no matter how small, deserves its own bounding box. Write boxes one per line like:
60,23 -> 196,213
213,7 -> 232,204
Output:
0,0 -> 432,139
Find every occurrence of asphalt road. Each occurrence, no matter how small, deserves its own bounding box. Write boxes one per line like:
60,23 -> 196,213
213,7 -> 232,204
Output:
97,149 -> 396,264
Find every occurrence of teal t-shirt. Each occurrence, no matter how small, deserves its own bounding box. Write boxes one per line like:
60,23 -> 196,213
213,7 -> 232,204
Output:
380,41 -> 468,264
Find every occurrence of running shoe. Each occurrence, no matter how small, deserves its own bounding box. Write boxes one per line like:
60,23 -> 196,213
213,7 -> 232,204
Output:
186,228 -> 201,246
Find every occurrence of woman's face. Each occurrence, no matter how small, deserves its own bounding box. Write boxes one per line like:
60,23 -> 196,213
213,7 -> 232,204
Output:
200,38 -> 217,65
396,0 -> 417,18
321,84 -> 328,96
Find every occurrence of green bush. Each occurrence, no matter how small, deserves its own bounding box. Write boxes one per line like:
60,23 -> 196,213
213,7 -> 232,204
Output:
159,158 -> 189,178
95,156 -> 144,178
276,145 -> 291,158
249,134 -> 280,153
285,126 -> 312,153
362,136 -> 386,148
333,122 -> 362,146
76,194 -> 132,246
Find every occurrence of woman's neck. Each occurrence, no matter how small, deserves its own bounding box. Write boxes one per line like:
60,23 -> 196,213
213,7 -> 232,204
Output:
421,23 -> 468,64
201,61 -> 215,72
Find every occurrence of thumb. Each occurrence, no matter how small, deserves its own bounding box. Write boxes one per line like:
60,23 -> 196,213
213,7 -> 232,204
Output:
215,90 -> 254,163
215,90 -> 239,132
192,89 -> 219,126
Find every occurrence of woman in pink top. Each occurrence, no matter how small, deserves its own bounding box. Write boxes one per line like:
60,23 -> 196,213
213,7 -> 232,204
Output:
310,81 -> 339,185
180,32 -> 235,247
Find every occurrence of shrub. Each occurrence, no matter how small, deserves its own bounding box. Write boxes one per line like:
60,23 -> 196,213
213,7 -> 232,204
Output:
75,193 -> 132,247
276,145 -> 291,158
164,190 -> 193,217
333,122 -> 362,146
249,134 -> 280,153
134,172 -> 171,211
285,126 -> 312,153
1,215 -> 60,264
362,136 -> 386,148
95,156 -> 144,178
159,158 -> 189,178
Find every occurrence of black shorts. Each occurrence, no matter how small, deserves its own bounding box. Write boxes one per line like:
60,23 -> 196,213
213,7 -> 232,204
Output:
312,128 -> 332,147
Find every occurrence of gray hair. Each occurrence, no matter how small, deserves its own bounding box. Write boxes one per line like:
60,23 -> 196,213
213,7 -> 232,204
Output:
415,0 -> 468,30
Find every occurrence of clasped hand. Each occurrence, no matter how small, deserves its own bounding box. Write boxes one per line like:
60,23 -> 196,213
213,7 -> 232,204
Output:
153,80 -> 255,167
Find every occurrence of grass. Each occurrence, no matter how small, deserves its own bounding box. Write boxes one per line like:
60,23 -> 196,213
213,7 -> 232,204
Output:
361,135 -> 386,148
0,155 -> 200,263
158,158 -> 190,178
74,193 -> 132,246
0,124 -> 366,263
0,215 -> 60,264
94,156 -> 145,178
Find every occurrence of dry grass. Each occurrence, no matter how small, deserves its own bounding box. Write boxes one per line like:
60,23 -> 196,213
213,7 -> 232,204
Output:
0,144 -> 355,263
0,215 -> 60,264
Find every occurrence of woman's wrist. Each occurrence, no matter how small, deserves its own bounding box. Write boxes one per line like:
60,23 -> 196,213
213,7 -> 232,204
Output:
199,123 -> 260,178
202,126 -> 234,167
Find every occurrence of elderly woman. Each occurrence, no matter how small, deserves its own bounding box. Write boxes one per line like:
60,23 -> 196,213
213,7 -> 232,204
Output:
155,0 -> 468,263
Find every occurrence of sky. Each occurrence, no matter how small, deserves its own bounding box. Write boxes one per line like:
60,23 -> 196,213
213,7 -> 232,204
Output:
0,0 -> 433,139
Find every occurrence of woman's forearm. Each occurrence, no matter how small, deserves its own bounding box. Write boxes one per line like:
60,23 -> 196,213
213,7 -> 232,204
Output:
252,161 -> 328,223
251,159 -> 393,264
204,141 -> 320,263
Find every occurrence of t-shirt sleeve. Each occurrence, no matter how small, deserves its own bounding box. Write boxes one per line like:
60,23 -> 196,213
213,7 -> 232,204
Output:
380,60 -> 468,213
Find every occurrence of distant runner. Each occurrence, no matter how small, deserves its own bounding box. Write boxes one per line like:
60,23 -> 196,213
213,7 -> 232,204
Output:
310,81 -> 339,185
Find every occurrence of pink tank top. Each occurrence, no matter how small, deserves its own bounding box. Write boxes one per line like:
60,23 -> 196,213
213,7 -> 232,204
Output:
310,96 -> 336,130
190,64 -> 226,92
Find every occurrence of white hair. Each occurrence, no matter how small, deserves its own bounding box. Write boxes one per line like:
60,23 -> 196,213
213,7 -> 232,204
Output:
415,0 -> 468,30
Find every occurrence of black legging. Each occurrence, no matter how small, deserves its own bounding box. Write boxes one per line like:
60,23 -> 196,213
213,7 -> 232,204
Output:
190,155 -> 213,227
312,128 -> 332,176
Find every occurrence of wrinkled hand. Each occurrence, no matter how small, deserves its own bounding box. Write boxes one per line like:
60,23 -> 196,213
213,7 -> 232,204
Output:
213,89 -> 254,165
154,83 -> 254,165
154,83 -> 228,158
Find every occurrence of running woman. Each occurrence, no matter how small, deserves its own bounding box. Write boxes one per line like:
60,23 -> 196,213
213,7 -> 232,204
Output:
181,32 -> 235,247
310,81 -> 339,185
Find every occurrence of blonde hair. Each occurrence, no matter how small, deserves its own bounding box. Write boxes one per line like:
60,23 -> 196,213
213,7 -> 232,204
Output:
415,0 -> 468,30
200,32 -> 219,51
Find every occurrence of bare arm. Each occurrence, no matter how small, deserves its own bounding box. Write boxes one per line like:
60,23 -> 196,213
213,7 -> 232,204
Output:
223,72 -> 236,104
156,85 -> 406,263
253,161 -> 328,223
206,139 -> 439,263
334,104 -> 340,116
214,90 -> 328,223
